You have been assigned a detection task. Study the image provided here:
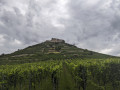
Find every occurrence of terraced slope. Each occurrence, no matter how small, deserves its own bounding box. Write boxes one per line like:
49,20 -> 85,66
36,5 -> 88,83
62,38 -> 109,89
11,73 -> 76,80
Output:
0,39 -> 115,65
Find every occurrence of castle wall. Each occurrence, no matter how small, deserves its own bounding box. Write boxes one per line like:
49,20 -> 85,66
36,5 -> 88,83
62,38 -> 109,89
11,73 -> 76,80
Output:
47,38 -> 65,43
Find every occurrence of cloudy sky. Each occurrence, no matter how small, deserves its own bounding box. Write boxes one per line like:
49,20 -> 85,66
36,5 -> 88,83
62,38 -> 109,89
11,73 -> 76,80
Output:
0,0 -> 120,56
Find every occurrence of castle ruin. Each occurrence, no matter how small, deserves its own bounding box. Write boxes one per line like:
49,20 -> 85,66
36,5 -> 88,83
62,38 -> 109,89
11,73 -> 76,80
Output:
46,38 -> 65,43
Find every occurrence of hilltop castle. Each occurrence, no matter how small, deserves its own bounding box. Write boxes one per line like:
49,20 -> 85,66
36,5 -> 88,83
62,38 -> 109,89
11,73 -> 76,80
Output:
46,38 -> 65,43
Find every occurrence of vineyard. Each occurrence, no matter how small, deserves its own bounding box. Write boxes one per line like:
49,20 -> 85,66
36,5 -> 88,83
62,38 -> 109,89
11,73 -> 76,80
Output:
0,58 -> 120,90
0,40 -> 120,90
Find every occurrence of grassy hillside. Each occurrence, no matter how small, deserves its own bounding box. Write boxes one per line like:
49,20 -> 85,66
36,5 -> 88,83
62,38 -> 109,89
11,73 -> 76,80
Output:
0,40 -> 115,65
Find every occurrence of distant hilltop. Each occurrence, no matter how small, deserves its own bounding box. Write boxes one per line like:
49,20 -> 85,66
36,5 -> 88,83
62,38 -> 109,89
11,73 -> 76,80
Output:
46,38 -> 65,43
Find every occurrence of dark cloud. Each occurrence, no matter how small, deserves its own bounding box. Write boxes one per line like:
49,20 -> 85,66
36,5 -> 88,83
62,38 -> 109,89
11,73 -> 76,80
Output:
0,0 -> 120,56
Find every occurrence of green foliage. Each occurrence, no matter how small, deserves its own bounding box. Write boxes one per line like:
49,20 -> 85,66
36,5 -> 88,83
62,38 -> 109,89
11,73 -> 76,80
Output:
0,58 -> 119,90
0,41 -> 115,65
0,41 -> 120,90
55,46 -> 61,52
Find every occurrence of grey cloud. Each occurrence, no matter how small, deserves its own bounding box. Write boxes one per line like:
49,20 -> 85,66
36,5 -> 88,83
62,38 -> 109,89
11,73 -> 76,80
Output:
0,0 -> 65,54
59,0 -> 120,56
0,0 -> 120,56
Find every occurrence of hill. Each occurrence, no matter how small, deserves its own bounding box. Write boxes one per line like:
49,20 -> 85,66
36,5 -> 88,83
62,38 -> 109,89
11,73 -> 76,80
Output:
0,38 -> 116,65
0,38 -> 120,90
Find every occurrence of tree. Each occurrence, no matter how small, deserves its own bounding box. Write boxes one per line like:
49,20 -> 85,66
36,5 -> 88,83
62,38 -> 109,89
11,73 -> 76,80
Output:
55,46 -> 61,52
